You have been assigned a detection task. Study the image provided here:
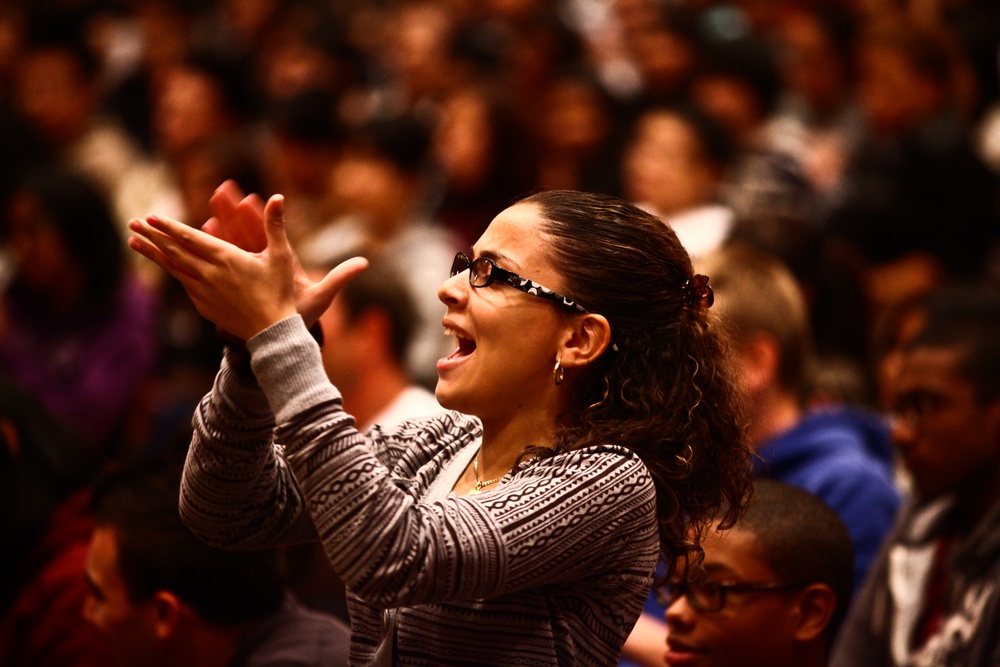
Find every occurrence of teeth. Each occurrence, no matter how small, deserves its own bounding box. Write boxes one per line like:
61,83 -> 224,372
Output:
443,327 -> 469,340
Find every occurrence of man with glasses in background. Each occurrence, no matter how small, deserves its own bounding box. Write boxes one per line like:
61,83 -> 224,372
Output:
662,479 -> 854,667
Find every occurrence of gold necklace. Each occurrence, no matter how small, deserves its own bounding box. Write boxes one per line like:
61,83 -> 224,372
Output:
472,455 -> 502,492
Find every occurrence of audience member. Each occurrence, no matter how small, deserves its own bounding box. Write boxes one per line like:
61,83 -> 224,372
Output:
429,83 -> 538,248
1,2 -> 998,664
84,452 -> 352,667
115,53 -> 251,240
0,167 -> 159,459
299,113 -> 462,388
726,215 -> 873,405
13,26 -> 148,205
258,88 -> 343,251
832,282 -> 1000,667
0,379 -> 122,667
621,102 -> 736,258
763,7 -> 863,205
312,259 -> 442,432
663,479 -> 855,667
531,71 -> 624,196
826,18 -> 1000,318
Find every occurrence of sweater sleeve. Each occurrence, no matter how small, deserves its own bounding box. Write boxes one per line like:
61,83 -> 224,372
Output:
179,341 -> 318,547
207,315 -> 660,609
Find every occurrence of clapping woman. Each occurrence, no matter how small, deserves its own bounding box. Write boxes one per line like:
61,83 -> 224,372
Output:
127,187 -> 750,665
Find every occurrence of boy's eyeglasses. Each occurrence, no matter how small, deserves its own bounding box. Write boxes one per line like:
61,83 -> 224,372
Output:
656,579 -> 806,613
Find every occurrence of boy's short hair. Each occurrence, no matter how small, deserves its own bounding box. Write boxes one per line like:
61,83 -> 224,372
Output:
738,480 -> 855,639
699,242 -> 813,394
89,454 -> 285,626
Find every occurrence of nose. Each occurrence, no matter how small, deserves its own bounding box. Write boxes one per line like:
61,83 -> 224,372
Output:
438,270 -> 469,307
890,414 -> 916,452
664,595 -> 696,631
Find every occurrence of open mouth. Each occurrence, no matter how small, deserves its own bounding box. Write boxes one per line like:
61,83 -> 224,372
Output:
444,327 -> 477,358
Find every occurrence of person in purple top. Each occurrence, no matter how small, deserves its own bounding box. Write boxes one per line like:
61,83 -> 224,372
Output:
0,167 -> 159,460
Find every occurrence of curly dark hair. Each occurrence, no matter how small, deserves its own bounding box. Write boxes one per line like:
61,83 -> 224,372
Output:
518,189 -> 752,575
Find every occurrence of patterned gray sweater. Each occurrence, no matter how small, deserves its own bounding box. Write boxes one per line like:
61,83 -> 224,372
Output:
179,316 -> 659,666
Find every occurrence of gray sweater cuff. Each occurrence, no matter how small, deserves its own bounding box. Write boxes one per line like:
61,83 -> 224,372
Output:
246,315 -> 342,423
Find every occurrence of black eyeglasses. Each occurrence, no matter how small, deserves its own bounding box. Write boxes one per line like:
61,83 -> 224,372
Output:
450,252 -> 587,313
656,579 -> 806,613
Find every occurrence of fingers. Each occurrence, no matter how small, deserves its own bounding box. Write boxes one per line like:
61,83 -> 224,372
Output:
208,181 -> 267,252
128,215 -> 228,274
126,224 -> 200,281
232,194 -> 267,253
208,181 -> 241,234
210,180 -> 244,220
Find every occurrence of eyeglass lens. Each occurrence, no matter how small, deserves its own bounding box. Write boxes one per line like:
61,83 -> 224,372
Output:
451,253 -> 494,287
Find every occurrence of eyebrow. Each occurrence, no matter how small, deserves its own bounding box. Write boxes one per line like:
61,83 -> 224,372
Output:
473,248 -> 520,271
702,563 -> 738,577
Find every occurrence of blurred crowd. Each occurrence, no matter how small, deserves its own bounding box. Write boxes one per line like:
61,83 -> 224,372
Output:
1,0 -> 999,664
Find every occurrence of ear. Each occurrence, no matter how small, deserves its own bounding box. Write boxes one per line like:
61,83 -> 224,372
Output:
559,314 -> 612,369
738,332 -> 781,394
148,590 -> 184,640
790,583 -> 837,643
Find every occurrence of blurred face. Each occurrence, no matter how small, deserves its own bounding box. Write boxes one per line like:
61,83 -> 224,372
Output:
539,81 -> 610,153
432,91 -> 495,190
5,193 -> 78,295
154,67 -> 229,157
778,12 -> 847,115
16,48 -> 93,145
891,346 -> 1000,500
858,46 -> 939,136
435,203 -> 573,422
664,528 -> 800,667
316,293 -> 363,391
330,150 -> 410,226
623,111 -> 718,216
83,527 -> 159,662
691,76 -> 761,147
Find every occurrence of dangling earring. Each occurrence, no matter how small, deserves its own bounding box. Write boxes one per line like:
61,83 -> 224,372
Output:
553,358 -> 565,385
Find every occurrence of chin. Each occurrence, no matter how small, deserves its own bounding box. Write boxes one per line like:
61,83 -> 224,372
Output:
433,380 -> 462,412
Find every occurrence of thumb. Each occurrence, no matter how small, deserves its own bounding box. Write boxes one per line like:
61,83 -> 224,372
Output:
316,256 -> 370,295
262,194 -> 291,256
300,256 -> 370,325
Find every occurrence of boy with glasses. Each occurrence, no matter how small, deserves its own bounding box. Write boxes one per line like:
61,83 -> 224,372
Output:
663,479 -> 854,667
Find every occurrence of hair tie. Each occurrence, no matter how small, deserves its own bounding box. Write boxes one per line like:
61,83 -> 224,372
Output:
681,274 -> 714,311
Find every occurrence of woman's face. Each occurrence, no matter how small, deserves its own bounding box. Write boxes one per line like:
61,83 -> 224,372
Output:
435,203 -> 573,422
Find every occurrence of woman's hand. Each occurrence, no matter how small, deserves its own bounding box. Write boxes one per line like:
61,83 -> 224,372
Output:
201,179 -> 268,253
128,193 -> 367,341
199,180 -> 360,329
